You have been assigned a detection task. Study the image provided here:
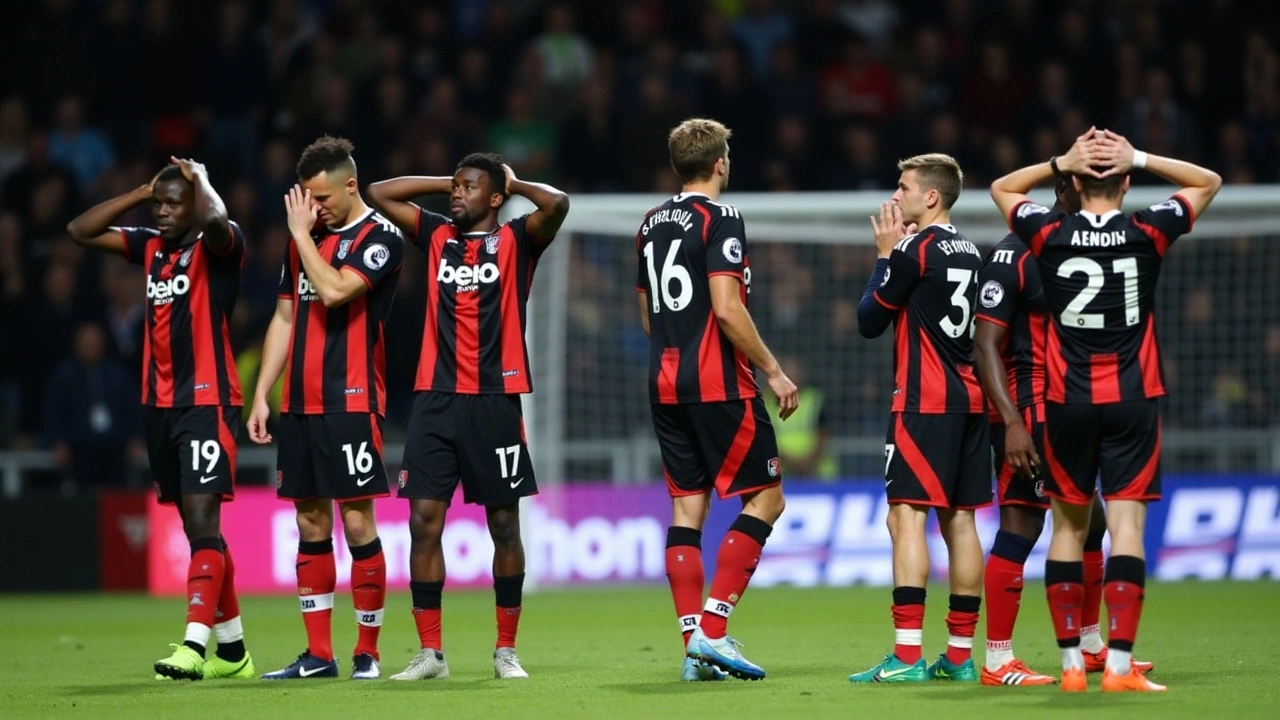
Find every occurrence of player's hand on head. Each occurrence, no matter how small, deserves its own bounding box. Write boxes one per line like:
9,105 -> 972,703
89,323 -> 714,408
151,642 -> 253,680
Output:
1060,126 -> 1105,177
1093,130 -> 1136,178
284,184 -> 319,237
767,368 -> 800,421
502,163 -> 515,195
169,156 -> 207,182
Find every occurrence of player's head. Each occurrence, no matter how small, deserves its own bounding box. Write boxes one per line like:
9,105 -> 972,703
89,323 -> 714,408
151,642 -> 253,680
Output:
1072,172 -> 1128,205
668,118 -> 732,191
451,152 -> 508,230
297,135 -> 359,227
150,165 -> 193,243
1054,175 -> 1082,214
893,153 -> 962,224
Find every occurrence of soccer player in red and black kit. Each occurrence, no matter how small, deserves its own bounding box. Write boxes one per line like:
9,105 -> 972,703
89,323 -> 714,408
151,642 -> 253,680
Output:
636,118 -> 794,682
248,137 -> 404,681
850,153 -> 991,684
974,178 -> 1152,686
365,153 -> 568,681
67,158 -> 254,681
992,128 -> 1221,692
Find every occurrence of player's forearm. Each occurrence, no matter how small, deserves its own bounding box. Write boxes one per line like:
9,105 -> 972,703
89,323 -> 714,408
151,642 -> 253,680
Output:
714,304 -> 781,377
191,172 -> 233,249
510,178 -> 569,215
856,260 -> 893,338
990,162 -> 1055,218
974,332 -> 1023,428
291,234 -> 347,304
66,184 -> 149,241
367,176 -> 452,201
1142,154 -> 1223,195
254,316 -> 292,401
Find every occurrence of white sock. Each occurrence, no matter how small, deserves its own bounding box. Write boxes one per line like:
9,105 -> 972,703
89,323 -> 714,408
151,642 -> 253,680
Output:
1060,646 -> 1084,671
213,616 -> 244,644
184,622 -> 212,650
986,640 -> 1014,671
895,628 -> 922,659
1106,648 -> 1132,674
1080,624 -> 1105,653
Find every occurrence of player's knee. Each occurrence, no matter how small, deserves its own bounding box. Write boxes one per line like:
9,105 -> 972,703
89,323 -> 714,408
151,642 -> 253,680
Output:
488,512 -> 521,550
742,486 -> 785,524
1000,506 -> 1046,542
409,503 -> 446,544
180,498 -> 220,539
886,504 -> 924,541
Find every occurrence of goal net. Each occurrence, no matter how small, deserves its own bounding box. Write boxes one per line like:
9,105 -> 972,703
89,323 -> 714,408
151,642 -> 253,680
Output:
509,186 -> 1280,487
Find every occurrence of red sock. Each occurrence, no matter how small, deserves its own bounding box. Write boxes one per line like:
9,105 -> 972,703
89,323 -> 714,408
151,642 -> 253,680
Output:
945,595 -> 981,665
1046,582 -> 1085,645
1082,550 -> 1105,633
699,522 -> 767,640
351,543 -> 386,660
187,546 -> 226,636
297,541 -> 336,661
216,543 -> 241,625
892,600 -> 926,664
983,554 -> 1023,650
494,574 -> 524,649
665,528 -> 704,647
1103,555 -> 1146,651
413,608 -> 443,650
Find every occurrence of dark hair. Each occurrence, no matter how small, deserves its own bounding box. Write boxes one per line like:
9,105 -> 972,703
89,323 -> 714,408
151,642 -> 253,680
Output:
1077,173 -> 1126,200
1053,175 -> 1081,213
297,135 -> 357,181
457,152 -> 508,199
153,165 -> 186,186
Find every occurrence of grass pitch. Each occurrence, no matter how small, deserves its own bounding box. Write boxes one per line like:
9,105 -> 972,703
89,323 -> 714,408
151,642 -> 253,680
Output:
2,582 -> 1277,719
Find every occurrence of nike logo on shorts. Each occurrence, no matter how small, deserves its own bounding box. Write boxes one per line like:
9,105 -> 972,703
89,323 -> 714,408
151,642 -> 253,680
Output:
357,476 -> 375,487
510,477 -> 524,489
199,475 -> 217,484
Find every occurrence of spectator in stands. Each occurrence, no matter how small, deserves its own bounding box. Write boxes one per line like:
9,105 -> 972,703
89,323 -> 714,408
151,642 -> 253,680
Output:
765,355 -> 837,481
42,322 -> 141,490
0,96 -> 29,188
732,0 -> 794,79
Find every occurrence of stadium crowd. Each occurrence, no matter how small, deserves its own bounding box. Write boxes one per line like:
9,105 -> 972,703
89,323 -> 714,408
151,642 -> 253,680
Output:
2,0 -> 1279,484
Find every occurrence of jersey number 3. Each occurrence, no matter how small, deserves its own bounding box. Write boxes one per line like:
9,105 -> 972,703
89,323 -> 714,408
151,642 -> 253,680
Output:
643,240 -> 693,312
940,268 -> 975,339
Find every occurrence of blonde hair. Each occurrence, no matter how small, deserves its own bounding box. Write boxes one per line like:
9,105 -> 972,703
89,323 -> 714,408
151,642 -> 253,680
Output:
668,118 -> 732,184
898,153 -> 963,209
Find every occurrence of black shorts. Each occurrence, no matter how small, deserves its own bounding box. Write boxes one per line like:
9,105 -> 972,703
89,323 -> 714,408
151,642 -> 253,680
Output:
990,404 -> 1050,510
1042,400 -> 1162,505
884,412 -> 992,509
651,397 -> 782,500
398,392 -> 537,507
276,413 -> 388,501
144,406 -> 239,505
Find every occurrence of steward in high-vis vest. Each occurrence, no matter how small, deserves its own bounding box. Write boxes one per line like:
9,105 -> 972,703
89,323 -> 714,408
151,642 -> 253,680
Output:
765,386 -> 837,480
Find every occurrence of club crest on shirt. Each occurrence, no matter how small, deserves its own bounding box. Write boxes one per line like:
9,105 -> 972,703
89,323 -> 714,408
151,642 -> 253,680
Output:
179,245 -> 195,267
767,457 -> 780,477
980,280 -> 1005,308
485,234 -> 501,255
337,238 -> 353,259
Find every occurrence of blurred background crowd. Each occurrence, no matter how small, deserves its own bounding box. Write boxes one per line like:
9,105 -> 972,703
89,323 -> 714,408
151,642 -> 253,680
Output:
2,0 -> 1279,488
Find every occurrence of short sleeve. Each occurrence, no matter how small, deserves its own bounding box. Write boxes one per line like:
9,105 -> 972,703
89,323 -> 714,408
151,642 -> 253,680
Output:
342,229 -> 405,289
117,227 -> 159,267
975,250 -> 1024,328
872,238 -> 924,310
1131,194 -> 1194,255
411,205 -> 451,250
207,222 -> 247,265
504,214 -> 555,260
1008,201 -> 1063,254
635,231 -> 647,293
277,244 -> 295,298
705,208 -> 747,280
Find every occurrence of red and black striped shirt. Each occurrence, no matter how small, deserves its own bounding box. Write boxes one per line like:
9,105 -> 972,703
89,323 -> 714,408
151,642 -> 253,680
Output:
277,210 -> 404,415
872,224 -> 987,414
636,193 -> 758,405
975,233 -> 1047,421
412,208 -> 552,394
1010,195 -> 1195,405
121,223 -> 244,408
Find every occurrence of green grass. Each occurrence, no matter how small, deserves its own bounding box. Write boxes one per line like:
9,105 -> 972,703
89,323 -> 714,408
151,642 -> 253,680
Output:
2,582 -> 1278,719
